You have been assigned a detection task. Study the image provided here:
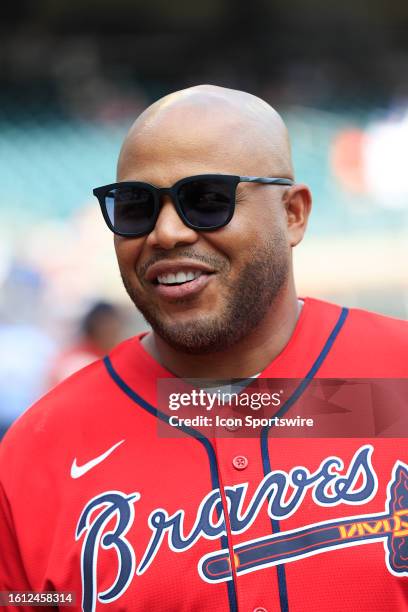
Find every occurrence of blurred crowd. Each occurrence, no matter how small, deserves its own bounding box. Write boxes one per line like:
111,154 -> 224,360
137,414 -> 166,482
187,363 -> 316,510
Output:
0,294 -> 132,439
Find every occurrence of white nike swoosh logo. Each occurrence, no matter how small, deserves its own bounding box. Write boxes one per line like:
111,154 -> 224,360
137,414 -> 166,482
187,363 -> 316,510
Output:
70,440 -> 125,479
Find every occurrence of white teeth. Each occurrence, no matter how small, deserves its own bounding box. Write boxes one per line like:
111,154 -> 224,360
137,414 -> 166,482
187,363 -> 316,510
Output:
157,270 -> 202,285
176,271 -> 187,283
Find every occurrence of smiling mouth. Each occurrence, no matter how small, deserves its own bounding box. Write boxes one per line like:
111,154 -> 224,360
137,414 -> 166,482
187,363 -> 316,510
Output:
155,270 -> 205,286
149,268 -> 215,300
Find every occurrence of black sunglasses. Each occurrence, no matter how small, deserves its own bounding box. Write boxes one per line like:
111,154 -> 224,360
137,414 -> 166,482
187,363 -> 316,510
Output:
93,174 -> 294,238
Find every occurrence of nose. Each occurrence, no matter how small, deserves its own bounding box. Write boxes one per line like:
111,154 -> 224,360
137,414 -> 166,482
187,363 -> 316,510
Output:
145,196 -> 199,250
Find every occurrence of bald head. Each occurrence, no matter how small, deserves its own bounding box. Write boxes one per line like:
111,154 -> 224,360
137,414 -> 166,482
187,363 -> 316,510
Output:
117,85 -> 293,182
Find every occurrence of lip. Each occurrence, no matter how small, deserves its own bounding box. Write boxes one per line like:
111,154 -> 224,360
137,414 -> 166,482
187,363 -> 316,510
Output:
145,260 -> 216,283
153,272 -> 213,300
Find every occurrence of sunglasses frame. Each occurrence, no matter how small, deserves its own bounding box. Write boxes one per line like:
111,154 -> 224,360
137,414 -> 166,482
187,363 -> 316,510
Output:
93,174 -> 294,238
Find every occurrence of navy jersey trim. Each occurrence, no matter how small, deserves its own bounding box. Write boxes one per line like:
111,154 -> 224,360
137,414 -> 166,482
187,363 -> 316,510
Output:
103,356 -> 238,612
260,306 -> 349,612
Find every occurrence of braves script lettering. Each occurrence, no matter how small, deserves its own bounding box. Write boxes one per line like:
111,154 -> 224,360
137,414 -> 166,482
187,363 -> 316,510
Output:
75,445 -> 385,612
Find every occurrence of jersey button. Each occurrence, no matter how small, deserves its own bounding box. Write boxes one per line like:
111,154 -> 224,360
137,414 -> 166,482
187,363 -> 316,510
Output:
253,608 -> 268,612
232,455 -> 248,470
225,421 -> 241,432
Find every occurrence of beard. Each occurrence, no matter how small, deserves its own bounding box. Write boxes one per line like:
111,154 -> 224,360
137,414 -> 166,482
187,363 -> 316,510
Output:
120,234 -> 289,355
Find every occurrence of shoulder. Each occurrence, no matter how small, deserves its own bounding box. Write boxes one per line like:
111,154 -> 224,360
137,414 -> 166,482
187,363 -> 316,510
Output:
0,337 -> 141,474
307,297 -> 408,337
343,302 -> 408,344
0,358 -> 105,470
306,298 -> 408,376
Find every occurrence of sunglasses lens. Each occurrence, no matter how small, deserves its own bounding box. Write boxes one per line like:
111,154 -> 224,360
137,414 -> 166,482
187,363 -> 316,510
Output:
105,186 -> 155,236
178,178 -> 233,229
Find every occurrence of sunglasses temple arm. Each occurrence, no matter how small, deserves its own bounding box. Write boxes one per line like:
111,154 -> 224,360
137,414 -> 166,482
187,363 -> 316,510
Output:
239,177 -> 294,185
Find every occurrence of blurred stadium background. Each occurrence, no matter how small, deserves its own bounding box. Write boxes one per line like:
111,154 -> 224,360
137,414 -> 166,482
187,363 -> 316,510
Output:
1,1 -> 407,434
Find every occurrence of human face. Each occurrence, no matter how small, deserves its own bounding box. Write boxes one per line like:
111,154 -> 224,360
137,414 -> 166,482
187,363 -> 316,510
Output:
114,129 -> 292,354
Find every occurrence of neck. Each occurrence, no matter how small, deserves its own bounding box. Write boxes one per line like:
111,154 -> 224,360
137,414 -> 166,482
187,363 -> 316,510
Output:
141,283 -> 301,379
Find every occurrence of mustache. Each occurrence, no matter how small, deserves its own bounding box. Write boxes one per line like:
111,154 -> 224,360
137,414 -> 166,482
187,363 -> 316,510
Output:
138,250 -> 228,278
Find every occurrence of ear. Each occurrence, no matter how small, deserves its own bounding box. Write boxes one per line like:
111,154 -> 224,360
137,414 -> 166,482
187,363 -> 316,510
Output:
283,184 -> 312,247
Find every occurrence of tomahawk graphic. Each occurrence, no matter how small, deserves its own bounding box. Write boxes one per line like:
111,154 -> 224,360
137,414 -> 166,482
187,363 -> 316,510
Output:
199,462 -> 408,582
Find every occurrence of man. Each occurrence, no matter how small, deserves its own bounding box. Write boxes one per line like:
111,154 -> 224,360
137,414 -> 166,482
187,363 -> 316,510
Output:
1,86 -> 407,612
48,302 -> 124,387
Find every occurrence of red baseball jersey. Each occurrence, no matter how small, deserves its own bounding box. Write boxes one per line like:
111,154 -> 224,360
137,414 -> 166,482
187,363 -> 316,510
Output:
1,297 -> 408,611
